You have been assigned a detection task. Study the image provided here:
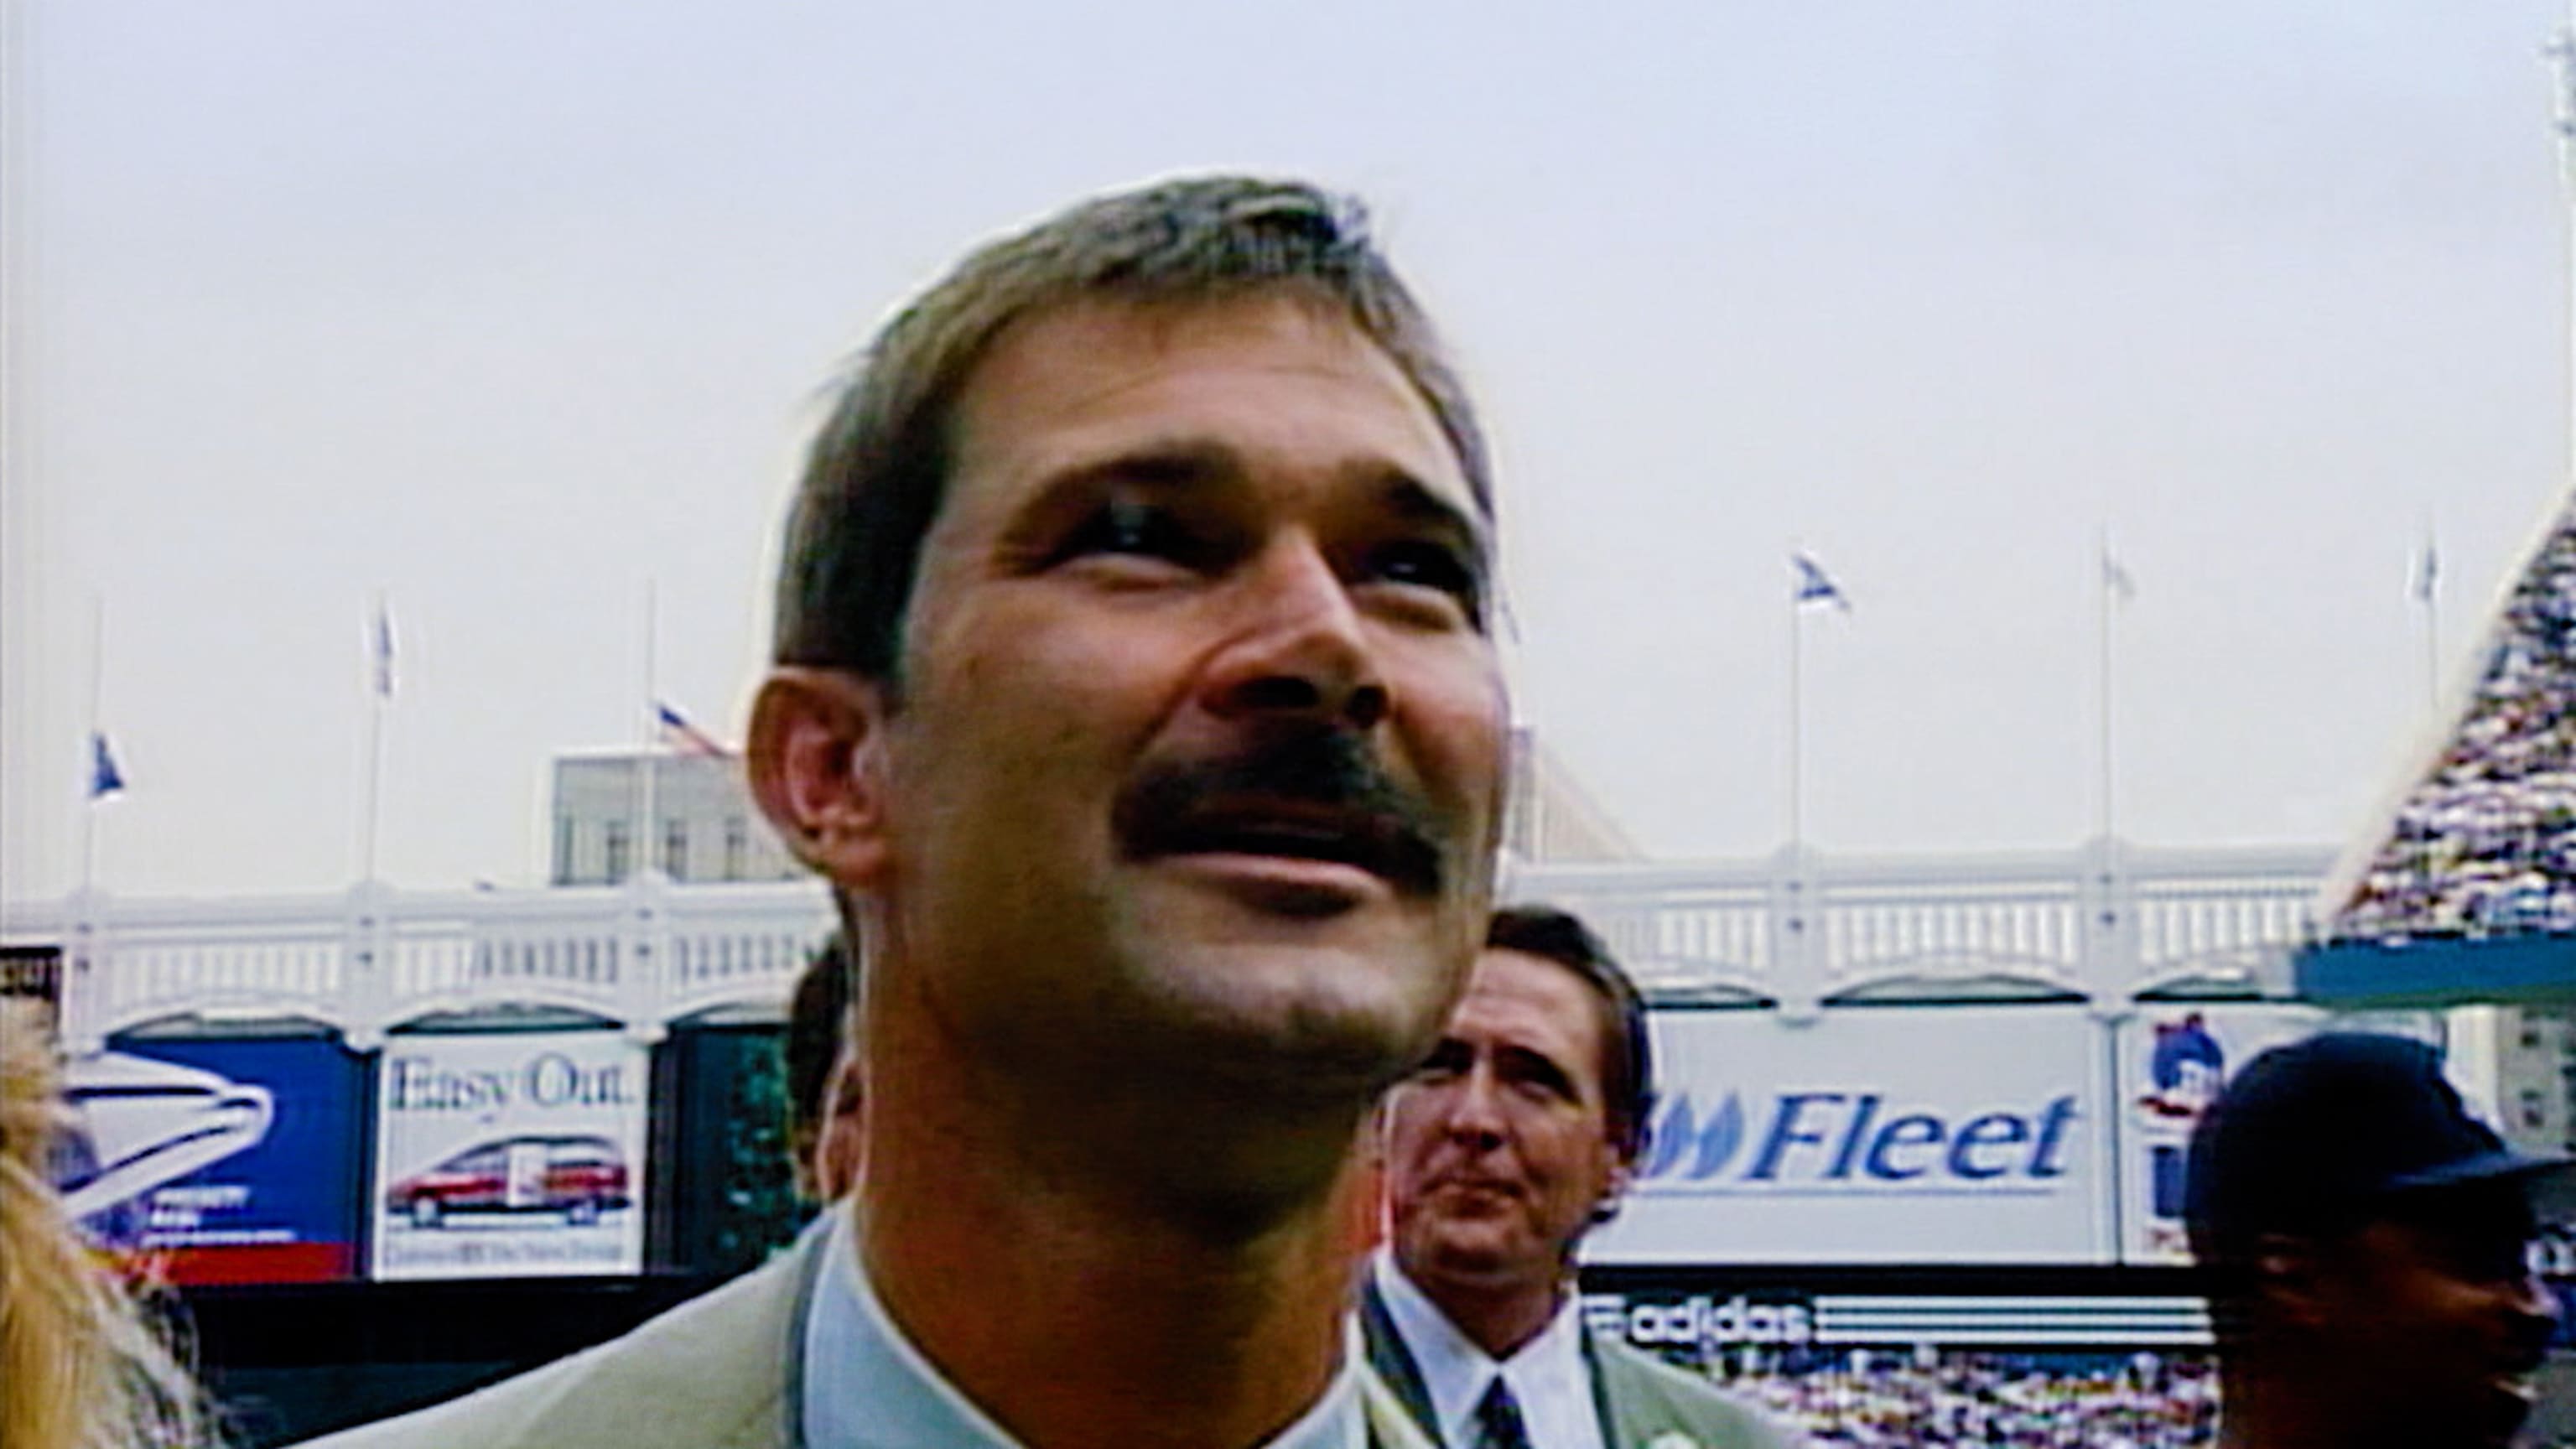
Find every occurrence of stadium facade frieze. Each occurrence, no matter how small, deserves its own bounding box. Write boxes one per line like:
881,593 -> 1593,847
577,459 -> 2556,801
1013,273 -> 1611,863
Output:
0,839 -> 2335,1052
13,841 -> 2543,1310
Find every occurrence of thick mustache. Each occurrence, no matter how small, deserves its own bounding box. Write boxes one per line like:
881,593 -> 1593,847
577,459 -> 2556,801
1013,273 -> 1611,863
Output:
1113,731 -> 1449,897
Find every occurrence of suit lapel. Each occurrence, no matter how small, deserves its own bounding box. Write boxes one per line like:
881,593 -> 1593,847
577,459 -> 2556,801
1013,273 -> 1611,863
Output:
1362,1366 -> 1445,1449
1583,1327 -> 1651,1449
1360,1275 -> 1445,1446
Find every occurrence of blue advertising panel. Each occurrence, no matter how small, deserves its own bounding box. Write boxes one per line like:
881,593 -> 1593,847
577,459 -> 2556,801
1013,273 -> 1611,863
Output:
61,1036 -> 367,1283
1586,1005 -> 2116,1265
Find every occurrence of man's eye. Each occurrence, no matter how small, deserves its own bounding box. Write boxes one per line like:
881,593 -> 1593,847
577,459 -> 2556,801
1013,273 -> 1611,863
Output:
1509,1069 -> 1576,1105
1057,499 -> 1199,565
1367,540 -> 1485,615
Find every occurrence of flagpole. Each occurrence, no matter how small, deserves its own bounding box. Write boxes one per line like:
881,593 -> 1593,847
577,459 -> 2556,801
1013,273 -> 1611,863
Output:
2096,526 -> 2116,844
1793,543 -> 1813,850
361,591 -> 389,884
2419,522 -> 2442,717
636,579 -> 659,880
1787,555 -> 1805,854
80,593 -> 104,897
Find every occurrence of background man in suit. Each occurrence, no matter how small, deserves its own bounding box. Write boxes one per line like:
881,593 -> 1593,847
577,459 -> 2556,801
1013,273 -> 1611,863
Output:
304,174 -> 1506,1449
2185,1032 -> 2568,1449
1368,906 -> 1801,1449
783,936 -> 862,1202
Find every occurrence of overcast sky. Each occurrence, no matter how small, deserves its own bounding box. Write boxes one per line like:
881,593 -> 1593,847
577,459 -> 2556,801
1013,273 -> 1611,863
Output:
4,1 -> 2571,902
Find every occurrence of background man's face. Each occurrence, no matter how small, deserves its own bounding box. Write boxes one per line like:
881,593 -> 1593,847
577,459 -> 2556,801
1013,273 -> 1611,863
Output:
872,293 -> 1506,1096
2304,1183 -> 2559,1449
1384,948 -> 1628,1294
811,1048 -> 865,1201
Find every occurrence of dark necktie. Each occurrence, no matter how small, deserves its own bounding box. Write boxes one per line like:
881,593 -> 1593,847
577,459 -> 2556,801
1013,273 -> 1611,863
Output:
1472,1375 -> 1534,1449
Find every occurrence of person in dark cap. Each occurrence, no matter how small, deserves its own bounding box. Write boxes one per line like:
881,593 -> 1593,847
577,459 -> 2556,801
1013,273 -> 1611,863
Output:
2185,1031 -> 2568,1449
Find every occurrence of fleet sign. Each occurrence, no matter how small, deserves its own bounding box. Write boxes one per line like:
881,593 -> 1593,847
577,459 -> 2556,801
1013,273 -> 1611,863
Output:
1587,1005 -> 2114,1265
371,1031 -> 647,1280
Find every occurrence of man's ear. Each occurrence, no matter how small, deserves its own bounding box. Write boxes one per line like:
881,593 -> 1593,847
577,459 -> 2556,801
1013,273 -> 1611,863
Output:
2250,1232 -> 2332,1329
1592,1138 -> 1636,1225
745,667 -> 893,890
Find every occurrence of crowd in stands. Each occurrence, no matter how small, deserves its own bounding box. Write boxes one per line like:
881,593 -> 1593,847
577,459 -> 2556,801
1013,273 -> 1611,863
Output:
2337,497 -> 2576,942
1709,1349 -> 2220,1449
1701,1344 -> 2576,1448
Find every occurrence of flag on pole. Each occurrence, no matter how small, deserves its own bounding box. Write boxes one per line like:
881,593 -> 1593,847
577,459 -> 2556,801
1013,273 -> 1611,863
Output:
2412,539 -> 2438,605
1792,553 -> 1851,610
371,600 -> 397,699
2101,549 -> 2137,603
89,732 -> 126,799
656,700 -> 732,757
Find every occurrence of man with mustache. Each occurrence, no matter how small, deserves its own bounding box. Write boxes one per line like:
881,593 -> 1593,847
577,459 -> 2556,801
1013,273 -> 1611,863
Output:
1369,906 -> 1800,1449
2186,1033 -> 2568,1449
305,175 -> 1503,1449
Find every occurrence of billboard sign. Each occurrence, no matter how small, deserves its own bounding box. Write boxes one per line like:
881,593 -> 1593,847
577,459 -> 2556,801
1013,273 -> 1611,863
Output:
1587,1005 -> 2114,1265
656,1024 -> 810,1277
2116,1005 -> 2331,1266
371,1031 -> 647,1280
1,944 -> 60,1006
60,1036 -> 366,1283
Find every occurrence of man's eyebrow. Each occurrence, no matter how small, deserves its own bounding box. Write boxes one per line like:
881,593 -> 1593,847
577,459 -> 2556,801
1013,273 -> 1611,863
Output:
1005,440 -> 1492,570
1412,1036 -> 1473,1072
1496,1043 -> 1577,1095
1030,438 -> 1242,500
995,441 -> 1239,553
1378,473 -> 1491,561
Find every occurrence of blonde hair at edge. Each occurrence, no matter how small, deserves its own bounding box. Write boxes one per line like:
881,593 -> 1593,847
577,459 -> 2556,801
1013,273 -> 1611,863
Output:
1,1000 -> 213,1449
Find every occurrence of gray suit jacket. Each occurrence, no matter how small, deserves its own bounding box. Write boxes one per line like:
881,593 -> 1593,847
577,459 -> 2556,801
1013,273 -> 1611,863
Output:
301,1225 -> 1436,1449
1360,1278 -> 1803,1449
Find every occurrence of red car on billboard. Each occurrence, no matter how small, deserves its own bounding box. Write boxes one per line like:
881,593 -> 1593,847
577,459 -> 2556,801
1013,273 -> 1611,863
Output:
385,1134 -> 631,1228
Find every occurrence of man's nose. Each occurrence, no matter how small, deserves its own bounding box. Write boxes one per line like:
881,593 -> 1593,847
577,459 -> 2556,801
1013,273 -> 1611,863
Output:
1442,1066 -> 1509,1150
1198,537 -> 1389,730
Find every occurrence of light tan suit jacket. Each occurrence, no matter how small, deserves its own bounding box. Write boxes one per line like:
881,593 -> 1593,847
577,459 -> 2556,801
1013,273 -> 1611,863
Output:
300,1224 -> 1436,1449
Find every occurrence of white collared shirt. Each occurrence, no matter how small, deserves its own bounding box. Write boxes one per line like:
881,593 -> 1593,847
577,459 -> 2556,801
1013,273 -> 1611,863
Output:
802,1207 -> 1369,1449
1371,1252 -> 1607,1449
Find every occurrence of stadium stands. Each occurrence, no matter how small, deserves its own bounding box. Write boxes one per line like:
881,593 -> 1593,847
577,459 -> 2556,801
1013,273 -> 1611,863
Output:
1722,1351 -> 2219,1448
2329,491 -> 2576,943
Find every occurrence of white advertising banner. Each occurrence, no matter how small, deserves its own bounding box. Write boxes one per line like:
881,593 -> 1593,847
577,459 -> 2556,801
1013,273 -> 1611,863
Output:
2115,1004 -> 2329,1266
370,1031 -> 648,1280
1587,1005 -> 2114,1265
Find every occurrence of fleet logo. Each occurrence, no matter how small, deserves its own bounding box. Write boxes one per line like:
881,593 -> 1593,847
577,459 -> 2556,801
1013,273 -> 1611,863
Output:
1636,1089 -> 2080,1195
57,1052 -> 276,1222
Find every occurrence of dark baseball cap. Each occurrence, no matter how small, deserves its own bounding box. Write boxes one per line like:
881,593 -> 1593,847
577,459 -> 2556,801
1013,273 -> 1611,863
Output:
2184,1031 -> 2576,1261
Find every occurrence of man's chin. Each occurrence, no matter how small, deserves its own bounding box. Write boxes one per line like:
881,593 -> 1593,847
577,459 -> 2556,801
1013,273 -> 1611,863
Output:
1123,932 -> 1459,1088
1104,1002 -> 1400,1111
1408,1231 -> 1538,1289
